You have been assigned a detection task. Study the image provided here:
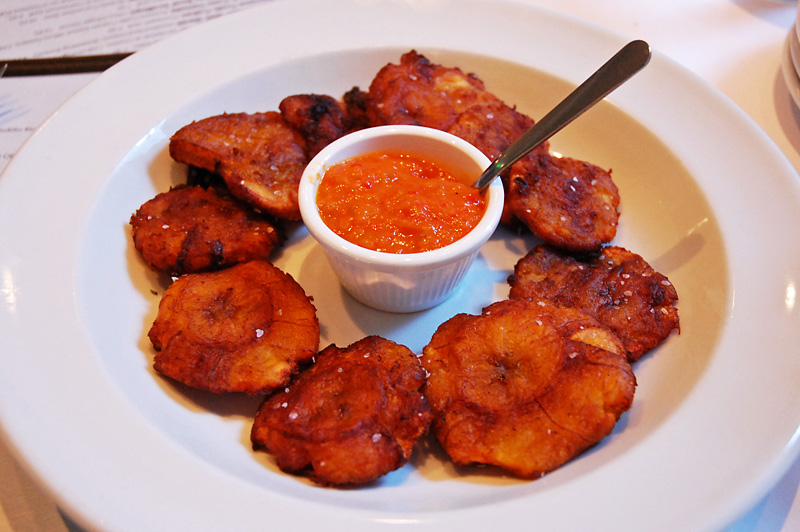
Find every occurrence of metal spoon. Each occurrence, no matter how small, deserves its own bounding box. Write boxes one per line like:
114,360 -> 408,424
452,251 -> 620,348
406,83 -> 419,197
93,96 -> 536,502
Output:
472,39 -> 651,192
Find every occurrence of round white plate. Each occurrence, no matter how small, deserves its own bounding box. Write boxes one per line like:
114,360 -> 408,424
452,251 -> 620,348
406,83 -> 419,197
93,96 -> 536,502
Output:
2,1 -> 800,531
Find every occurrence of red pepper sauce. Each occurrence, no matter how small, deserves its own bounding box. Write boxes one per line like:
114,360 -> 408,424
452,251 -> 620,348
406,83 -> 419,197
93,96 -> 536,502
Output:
315,151 -> 486,254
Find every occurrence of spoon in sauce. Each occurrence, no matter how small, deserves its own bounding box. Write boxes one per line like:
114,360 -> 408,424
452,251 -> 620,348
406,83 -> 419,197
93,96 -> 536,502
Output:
472,39 -> 651,192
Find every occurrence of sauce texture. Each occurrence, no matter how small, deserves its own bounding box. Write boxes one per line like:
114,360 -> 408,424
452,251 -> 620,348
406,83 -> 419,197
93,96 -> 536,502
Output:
316,151 -> 486,254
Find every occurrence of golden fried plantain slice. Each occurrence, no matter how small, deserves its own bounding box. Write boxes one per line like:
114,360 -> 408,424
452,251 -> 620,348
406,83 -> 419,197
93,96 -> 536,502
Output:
447,101 -> 550,225
169,111 -> 307,220
365,50 -> 503,130
447,101 -> 549,161
508,245 -> 679,361
130,185 -> 281,275
421,298 -> 635,479
508,153 -> 620,252
148,261 -> 319,395
251,336 -> 431,486
279,94 -> 351,158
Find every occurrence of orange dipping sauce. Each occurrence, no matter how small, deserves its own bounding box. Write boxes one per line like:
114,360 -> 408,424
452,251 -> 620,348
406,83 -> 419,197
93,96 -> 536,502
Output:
315,151 -> 486,254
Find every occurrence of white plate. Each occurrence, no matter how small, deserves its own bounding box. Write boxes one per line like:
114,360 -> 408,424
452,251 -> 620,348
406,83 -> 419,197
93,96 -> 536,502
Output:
2,1 -> 800,531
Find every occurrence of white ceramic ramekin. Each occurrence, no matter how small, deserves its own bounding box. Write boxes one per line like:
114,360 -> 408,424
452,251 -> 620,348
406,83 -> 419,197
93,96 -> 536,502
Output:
298,125 -> 504,313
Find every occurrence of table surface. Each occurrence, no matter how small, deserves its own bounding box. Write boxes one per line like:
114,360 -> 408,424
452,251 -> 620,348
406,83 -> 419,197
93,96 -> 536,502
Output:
1,0 -> 799,530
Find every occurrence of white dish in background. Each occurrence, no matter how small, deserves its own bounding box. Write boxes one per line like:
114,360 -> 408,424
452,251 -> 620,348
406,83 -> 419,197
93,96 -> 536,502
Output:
786,31 -> 800,109
789,27 -> 800,82
796,3 -> 800,51
1,1 -> 800,531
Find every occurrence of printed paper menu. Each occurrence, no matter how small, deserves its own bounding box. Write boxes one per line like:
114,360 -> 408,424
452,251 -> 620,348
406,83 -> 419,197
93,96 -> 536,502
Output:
0,0 -> 274,173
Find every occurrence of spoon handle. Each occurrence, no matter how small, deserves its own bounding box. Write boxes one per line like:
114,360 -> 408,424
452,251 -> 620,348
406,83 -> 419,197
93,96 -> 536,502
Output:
473,39 -> 651,192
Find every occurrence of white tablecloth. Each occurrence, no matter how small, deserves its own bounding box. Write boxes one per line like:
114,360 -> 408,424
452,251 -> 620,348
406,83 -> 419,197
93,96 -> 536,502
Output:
1,0 -> 799,530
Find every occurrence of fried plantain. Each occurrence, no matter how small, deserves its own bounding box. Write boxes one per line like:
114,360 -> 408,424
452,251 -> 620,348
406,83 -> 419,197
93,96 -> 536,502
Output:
508,245 -> 679,361
186,165 -> 226,189
148,260 -> 319,395
279,94 -> 351,158
169,111 -> 307,220
508,152 -> 620,252
365,50 -> 503,130
130,185 -> 281,275
251,336 -> 431,486
421,298 -> 635,479
342,86 -> 370,131
447,101 -> 550,225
